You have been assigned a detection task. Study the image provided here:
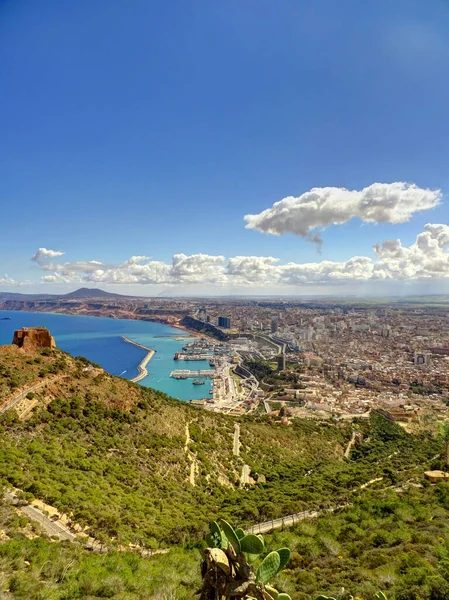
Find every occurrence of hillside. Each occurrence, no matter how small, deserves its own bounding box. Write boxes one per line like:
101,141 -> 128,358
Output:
0,345 -> 447,599
0,345 -> 357,545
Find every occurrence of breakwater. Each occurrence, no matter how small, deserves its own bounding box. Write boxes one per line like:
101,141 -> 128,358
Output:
121,336 -> 155,383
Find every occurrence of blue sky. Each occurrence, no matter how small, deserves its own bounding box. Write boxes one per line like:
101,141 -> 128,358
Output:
1,0 -> 448,295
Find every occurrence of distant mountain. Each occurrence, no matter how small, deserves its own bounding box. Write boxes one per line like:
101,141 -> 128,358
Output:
62,287 -> 127,299
0,288 -> 132,302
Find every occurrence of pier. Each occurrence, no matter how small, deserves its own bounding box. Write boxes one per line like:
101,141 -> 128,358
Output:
121,336 -> 155,383
170,369 -> 214,379
174,353 -> 211,361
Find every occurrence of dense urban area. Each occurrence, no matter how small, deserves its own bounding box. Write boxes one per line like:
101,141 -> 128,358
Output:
1,290 -> 449,425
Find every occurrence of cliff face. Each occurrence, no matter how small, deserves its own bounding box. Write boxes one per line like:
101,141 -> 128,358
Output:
12,327 -> 56,351
180,316 -> 230,341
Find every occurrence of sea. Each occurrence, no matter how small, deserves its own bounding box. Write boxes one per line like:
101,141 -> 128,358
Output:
0,310 -> 214,401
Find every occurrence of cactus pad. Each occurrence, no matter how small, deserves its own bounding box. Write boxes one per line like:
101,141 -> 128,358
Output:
277,547 -> 291,571
265,585 -> 279,600
240,533 -> 265,554
256,551 -> 281,584
218,519 -> 241,554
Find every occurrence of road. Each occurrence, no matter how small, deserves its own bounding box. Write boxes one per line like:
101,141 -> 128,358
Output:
21,504 -> 77,541
5,491 -> 168,556
4,492 -> 76,542
0,376 -> 64,415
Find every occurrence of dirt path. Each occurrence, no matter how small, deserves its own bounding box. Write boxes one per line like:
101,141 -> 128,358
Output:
344,430 -> 357,458
184,422 -> 198,486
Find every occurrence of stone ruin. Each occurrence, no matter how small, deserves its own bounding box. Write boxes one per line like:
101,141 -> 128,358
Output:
12,327 -> 56,352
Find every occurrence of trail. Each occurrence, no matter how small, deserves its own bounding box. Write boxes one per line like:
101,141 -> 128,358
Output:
233,423 -> 240,456
344,430 -> 357,458
185,422 -> 198,486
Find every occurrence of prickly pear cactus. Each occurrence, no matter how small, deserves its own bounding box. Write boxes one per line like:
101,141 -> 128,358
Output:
199,521 -> 290,600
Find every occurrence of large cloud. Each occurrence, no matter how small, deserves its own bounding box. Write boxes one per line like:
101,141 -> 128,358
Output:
244,182 -> 441,245
32,224 -> 449,287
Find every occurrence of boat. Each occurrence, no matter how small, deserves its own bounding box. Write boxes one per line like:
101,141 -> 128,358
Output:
0,317 -> 11,320
193,379 -> 205,385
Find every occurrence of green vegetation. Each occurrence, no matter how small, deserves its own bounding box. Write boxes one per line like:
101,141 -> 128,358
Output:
265,483 -> 449,600
0,348 -> 441,549
0,501 -> 200,599
244,359 -> 304,390
1,348 -> 449,598
0,346 -> 69,396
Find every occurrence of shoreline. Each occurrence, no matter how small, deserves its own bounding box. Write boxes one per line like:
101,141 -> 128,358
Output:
121,336 -> 155,383
0,307 -> 212,341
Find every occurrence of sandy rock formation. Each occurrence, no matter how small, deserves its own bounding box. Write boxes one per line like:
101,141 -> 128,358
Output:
12,327 -> 56,351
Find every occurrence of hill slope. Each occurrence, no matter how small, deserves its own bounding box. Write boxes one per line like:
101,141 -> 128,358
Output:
0,345 -> 447,599
0,345 -> 442,549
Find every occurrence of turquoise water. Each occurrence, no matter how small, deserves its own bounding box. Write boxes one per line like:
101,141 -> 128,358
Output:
0,311 -> 213,401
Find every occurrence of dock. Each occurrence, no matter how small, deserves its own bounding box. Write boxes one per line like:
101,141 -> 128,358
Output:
174,353 -> 212,361
170,369 -> 214,379
121,336 -> 155,383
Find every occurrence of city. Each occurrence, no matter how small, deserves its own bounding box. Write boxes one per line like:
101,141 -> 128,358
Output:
2,291 -> 448,427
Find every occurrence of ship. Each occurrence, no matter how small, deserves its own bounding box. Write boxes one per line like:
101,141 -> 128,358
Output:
174,352 -> 180,360
192,379 -> 205,385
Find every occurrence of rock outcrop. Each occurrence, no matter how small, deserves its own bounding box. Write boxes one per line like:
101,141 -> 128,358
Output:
12,327 -> 56,351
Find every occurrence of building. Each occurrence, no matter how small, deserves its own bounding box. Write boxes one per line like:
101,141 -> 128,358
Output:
218,316 -> 231,329
276,354 -> 286,372
414,352 -> 431,366
271,318 -> 279,333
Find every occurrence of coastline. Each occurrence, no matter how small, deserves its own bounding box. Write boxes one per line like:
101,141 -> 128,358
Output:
121,336 -> 156,383
0,306 -> 217,343
0,309 -> 216,402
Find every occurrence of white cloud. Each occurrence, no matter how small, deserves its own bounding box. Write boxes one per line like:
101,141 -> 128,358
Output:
171,254 -> 226,284
0,275 -> 19,286
226,256 -> 280,285
32,248 -> 65,264
31,224 -> 449,289
244,182 -> 441,245
373,223 -> 449,280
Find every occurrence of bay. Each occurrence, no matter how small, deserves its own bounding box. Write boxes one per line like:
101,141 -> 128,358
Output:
0,311 -> 213,401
